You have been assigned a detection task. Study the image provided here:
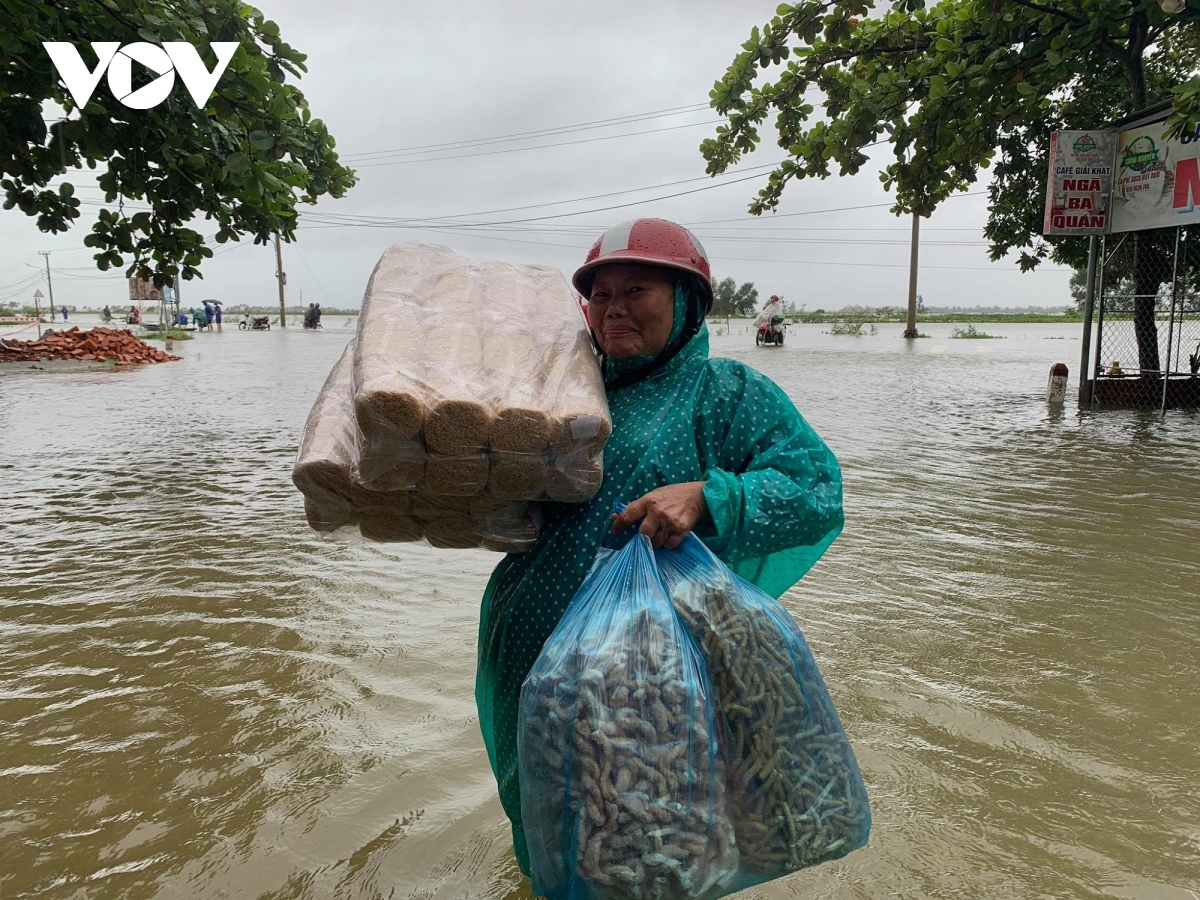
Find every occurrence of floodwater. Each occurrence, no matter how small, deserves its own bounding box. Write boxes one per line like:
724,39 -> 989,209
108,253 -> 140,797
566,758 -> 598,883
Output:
2,318 -> 1198,900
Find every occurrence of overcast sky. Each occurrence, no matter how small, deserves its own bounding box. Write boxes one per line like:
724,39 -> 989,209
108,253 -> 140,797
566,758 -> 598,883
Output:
0,0 -> 1075,312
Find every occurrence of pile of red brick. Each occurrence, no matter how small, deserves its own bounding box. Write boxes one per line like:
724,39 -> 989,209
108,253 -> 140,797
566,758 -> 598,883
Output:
0,326 -> 180,365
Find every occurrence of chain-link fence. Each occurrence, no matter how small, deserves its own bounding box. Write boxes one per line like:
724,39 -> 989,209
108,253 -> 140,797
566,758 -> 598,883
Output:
1091,226 -> 1200,409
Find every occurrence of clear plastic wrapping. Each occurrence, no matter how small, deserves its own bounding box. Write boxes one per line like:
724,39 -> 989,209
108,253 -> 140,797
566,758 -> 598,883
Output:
516,509 -> 870,899
352,244 -> 610,501
292,341 -> 541,551
655,534 -> 871,887
519,533 -> 737,900
292,345 -> 359,533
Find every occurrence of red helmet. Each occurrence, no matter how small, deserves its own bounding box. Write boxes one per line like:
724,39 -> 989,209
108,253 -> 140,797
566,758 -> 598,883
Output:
770,294 -> 780,301
573,218 -> 713,314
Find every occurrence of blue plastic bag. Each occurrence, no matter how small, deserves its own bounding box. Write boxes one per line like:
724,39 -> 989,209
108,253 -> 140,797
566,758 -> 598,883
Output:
655,532 -> 871,885
518,531 -> 738,900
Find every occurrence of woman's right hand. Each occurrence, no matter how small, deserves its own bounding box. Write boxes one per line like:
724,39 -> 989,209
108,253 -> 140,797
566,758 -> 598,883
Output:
611,482 -> 709,550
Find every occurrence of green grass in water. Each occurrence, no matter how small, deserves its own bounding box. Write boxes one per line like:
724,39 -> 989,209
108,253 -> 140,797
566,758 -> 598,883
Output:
950,324 -> 1003,339
827,318 -> 878,336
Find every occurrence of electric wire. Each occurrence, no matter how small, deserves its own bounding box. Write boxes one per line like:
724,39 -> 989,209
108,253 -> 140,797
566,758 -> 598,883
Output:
340,102 -> 710,160
291,245 -> 335,305
350,119 -> 721,168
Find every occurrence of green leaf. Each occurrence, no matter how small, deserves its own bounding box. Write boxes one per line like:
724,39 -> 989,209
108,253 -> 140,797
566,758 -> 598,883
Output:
248,130 -> 276,151
1016,81 -> 1036,96
225,152 -> 251,174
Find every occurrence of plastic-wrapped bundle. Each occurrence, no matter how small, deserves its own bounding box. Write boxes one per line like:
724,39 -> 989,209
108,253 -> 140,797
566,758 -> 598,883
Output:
292,344 -> 359,532
481,261 -> 553,456
655,533 -> 871,886
292,341 -> 541,552
519,533 -> 737,900
544,327 -> 613,459
354,247 -> 464,482
540,326 -> 607,502
351,244 -> 611,501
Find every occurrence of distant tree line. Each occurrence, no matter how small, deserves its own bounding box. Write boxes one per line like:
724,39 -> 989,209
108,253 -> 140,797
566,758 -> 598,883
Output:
711,277 -> 760,317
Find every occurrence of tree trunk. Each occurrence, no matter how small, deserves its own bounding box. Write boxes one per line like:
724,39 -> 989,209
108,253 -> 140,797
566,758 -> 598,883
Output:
1132,231 -> 1168,375
1122,12 -> 1159,375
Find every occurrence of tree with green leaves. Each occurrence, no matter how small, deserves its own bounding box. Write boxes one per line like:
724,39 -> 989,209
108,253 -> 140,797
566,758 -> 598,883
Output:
1,0 -> 356,287
702,0 -> 1200,373
712,275 -> 761,316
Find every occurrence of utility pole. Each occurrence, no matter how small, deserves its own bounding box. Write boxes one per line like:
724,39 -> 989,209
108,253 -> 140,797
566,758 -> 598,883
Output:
33,288 -> 44,338
903,212 -> 920,339
39,251 -> 56,322
273,233 -> 287,328
1078,235 -> 1099,405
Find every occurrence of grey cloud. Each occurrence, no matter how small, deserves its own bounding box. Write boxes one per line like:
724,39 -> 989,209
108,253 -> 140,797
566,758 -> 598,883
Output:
0,0 -> 1072,312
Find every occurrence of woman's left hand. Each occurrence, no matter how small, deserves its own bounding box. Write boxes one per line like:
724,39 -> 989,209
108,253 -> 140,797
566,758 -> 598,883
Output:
611,482 -> 709,549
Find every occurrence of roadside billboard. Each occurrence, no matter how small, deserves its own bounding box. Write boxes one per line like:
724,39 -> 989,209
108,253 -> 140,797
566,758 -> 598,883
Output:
1110,119 -> 1200,233
1043,130 -> 1116,235
128,277 -> 162,303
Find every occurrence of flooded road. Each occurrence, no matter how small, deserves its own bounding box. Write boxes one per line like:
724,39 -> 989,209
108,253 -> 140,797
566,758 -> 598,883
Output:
2,319 -> 1198,899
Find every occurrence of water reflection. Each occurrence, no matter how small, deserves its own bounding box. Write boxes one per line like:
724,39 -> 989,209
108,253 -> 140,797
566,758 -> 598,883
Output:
1,322 -> 1197,899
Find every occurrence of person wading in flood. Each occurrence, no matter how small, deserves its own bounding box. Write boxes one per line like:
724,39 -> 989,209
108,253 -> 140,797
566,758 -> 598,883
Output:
474,217 -> 845,874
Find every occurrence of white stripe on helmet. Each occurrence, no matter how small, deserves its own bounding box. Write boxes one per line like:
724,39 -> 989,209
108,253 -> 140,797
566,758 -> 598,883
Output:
598,219 -> 637,256
682,226 -> 707,260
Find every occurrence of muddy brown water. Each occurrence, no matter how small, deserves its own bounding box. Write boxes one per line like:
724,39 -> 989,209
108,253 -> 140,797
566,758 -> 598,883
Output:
2,321 -> 1198,899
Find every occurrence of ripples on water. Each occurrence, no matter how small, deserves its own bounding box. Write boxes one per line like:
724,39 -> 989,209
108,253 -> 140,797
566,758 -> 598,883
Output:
1,321 -> 1197,899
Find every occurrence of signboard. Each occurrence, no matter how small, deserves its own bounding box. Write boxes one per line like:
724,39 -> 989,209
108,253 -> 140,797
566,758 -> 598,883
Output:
1043,130 -> 1116,235
1110,119 -> 1200,232
128,277 -> 161,303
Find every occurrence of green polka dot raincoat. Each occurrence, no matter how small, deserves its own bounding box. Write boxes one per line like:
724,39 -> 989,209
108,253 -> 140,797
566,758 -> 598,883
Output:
475,314 -> 843,875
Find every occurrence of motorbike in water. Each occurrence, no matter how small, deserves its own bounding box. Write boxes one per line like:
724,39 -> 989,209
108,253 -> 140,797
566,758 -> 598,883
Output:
755,314 -> 786,346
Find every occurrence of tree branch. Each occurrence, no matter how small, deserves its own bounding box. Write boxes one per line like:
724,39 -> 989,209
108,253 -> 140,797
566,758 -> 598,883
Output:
1006,0 -> 1085,26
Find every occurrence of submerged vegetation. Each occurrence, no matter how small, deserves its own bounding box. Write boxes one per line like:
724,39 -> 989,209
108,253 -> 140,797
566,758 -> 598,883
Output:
950,324 -> 1003,340
826,316 -> 878,336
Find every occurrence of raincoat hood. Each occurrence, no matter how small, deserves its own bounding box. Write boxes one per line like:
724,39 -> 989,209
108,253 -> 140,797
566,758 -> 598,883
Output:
599,277 -> 706,391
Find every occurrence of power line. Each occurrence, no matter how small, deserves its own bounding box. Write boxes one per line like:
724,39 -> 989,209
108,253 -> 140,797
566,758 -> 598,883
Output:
309,217 -> 992,248
211,238 -> 264,257
341,102 -> 710,160
708,253 -> 1056,273
334,223 -> 1062,273
305,168 -> 777,230
0,270 -> 43,295
352,119 -> 720,168
297,163 -> 785,228
335,140 -> 889,227
291,245 -> 335,305
0,256 -> 42,279
351,217 -> 991,245
684,191 -> 990,225
51,270 -> 127,280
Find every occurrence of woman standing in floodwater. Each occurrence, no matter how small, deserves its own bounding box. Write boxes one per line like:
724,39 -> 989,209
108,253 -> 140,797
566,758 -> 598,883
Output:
475,217 -> 845,874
